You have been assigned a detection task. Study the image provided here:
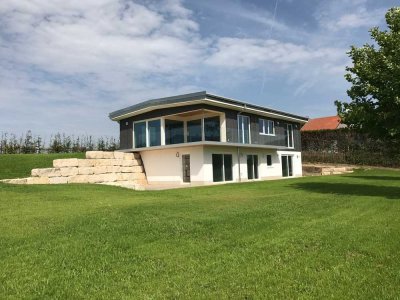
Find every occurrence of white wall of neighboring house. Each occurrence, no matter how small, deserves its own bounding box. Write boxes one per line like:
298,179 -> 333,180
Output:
140,145 -> 302,185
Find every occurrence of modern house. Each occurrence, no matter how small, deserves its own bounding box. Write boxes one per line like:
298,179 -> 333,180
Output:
301,116 -> 346,131
109,91 -> 308,186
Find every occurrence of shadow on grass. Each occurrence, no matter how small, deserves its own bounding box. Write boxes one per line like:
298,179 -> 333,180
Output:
348,175 -> 400,181
292,182 -> 400,200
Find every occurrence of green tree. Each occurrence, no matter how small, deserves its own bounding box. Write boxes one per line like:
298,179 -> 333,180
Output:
335,7 -> 400,140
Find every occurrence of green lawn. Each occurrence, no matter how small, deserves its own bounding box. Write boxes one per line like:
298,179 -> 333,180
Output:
0,155 -> 400,299
0,153 -> 85,180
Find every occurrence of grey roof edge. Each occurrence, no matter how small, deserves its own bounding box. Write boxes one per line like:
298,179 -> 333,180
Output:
109,91 -> 207,120
109,90 -> 309,122
205,92 -> 308,122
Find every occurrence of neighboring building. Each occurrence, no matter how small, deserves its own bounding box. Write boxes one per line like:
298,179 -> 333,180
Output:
301,115 -> 345,131
109,91 -> 308,186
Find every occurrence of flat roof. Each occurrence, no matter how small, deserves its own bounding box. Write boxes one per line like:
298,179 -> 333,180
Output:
109,91 -> 308,123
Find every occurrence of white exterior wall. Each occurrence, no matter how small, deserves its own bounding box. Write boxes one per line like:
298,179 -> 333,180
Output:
140,145 -> 302,185
140,146 -> 205,184
277,150 -> 303,177
203,146 -> 302,183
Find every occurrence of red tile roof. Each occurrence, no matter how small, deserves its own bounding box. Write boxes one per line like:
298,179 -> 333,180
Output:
301,116 -> 341,131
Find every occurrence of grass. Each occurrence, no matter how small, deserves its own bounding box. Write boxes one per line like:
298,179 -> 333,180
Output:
0,153 -> 85,180
0,155 -> 400,299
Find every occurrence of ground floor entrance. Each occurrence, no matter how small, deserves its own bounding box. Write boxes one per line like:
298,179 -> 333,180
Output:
281,155 -> 293,177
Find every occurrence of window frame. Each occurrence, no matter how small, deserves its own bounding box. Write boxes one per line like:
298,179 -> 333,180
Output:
238,115 -> 251,144
259,119 -> 275,136
133,118 -> 162,148
212,153 -> 233,182
266,154 -> 273,167
285,123 -> 294,148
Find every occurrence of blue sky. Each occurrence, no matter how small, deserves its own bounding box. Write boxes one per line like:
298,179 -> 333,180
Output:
0,0 -> 398,138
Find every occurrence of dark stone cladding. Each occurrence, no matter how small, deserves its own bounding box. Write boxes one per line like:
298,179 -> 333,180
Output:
119,103 -> 302,151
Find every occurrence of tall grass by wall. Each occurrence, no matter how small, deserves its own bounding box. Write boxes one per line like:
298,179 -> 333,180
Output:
301,129 -> 400,167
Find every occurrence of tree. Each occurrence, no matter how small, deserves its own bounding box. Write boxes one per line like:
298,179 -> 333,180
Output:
335,7 -> 400,140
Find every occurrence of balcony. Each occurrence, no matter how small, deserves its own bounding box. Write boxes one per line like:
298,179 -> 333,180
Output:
133,109 -> 226,149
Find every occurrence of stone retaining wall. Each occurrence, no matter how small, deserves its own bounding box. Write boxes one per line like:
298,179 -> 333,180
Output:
3,151 -> 147,190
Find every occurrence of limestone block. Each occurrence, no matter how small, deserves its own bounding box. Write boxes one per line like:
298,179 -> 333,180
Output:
103,173 -> 118,182
83,159 -> 100,167
27,177 -> 50,184
77,159 -> 94,167
121,167 -> 133,173
86,151 -> 114,159
102,152 -> 115,159
87,175 -> 102,183
49,177 -> 68,184
32,168 -> 61,178
93,159 -> 115,166
68,175 -> 90,183
85,151 -> 103,159
112,159 -> 124,166
116,173 -> 134,181
60,167 -> 79,177
135,178 -> 148,186
122,153 -> 134,160
4,178 -> 28,184
78,167 -> 95,175
106,166 -> 121,173
53,159 -> 79,168
117,173 -> 146,181
133,173 -> 146,180
120,166 -> 143,173
121,159 -> 141,167
113,151 -> 125,159
94,166 -> 108,175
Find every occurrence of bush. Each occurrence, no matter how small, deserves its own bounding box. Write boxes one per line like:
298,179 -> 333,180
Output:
302,129 -> 400,167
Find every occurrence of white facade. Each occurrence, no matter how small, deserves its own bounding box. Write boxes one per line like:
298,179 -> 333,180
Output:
140,144 -> 302,186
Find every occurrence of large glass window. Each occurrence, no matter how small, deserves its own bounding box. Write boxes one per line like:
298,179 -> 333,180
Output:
134,121 -> 146,148
204,117 -> 220,141
281,155 -> 293,177
224,154 -> 233,181
148,119 -> 161,147
259,119 -> 275,135
238,115 -> 250,144
247,155 -> 259,179
187,119 -> 202,142
285,124 -> 294,148
165,119 -> 184,145
212,154 -> 233,182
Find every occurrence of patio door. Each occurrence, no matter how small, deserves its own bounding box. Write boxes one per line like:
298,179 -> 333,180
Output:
247,155 -> 259,179
182,154 -> 191,182
281,155 -> 293,177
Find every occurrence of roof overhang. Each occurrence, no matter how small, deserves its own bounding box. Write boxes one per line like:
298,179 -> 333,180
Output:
109,92 -> 308,124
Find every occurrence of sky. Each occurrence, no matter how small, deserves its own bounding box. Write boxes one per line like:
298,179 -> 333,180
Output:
0,0 -> 398,138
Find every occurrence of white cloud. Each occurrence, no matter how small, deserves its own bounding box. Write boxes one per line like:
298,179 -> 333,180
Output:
206,37 -> 344,70
315,0 -> 386,31
0,0 -> 373,136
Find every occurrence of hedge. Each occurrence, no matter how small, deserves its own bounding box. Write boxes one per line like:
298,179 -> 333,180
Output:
301,129 -> 400,167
